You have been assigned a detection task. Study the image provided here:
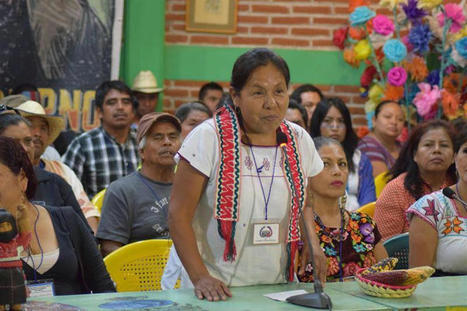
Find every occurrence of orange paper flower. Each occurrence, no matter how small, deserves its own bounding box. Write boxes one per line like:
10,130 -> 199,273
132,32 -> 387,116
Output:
349,27 -> 367,40
357,126 -> 370,138
383,84 -> 404,101
442,90 -> 461,119
443,73 -> 467,94
403,56 -> 428,81
349,0 -> 370,13
344,47 -> 361,67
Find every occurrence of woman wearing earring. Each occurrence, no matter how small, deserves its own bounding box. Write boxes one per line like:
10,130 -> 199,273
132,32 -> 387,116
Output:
407,127 -> 467,275
168,48 -> 327,301
310,98 -> 376,211
0,136 -> 115,295
299,137 -> 387,282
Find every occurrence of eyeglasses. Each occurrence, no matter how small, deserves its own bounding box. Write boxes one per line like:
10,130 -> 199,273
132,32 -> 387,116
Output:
0,104 -> 20,115
321,118 -> 346,129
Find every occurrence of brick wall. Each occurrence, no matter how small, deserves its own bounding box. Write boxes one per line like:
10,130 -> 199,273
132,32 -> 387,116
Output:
162,0 -> 461,126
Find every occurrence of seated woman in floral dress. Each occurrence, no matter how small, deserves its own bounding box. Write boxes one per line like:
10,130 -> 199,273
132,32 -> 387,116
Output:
298,137 -> 388,282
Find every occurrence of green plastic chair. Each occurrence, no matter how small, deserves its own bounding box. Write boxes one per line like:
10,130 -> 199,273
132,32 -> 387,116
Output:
383,232 -> 409,270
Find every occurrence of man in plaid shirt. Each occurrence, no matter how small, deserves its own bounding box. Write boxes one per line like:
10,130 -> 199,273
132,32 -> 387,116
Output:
63,81 -> 140,199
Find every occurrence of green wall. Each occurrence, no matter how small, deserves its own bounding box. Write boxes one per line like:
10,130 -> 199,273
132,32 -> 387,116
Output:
120,0 -> 166,109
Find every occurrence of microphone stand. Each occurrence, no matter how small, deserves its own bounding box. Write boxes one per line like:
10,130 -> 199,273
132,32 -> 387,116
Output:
276,135 -> 332,310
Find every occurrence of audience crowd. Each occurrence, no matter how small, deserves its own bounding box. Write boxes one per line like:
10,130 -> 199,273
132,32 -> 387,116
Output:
0,47 -> 465,303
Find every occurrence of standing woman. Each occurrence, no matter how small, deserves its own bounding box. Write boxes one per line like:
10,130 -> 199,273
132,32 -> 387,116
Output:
310,98 -> 376,211
168,48 -> 326,301
357,100 -> 405,177
407,127 -> 467,275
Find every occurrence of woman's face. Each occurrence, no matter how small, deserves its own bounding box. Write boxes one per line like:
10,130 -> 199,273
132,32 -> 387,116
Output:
0,162 -> 27,214
373,102 -> 405,139
232,63 -> 288,136
180,109 -> 210,140
455,141 -> 467,184
310,144 -> 349,199
320,106 -> 346,143
414,127 -> 454,175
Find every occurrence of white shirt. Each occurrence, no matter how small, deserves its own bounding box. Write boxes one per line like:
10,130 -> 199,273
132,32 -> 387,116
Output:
166,119 -> 323,287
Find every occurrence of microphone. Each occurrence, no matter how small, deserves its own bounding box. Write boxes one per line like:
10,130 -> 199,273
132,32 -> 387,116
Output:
443,187 -> 467,207
278,130 -> 332,310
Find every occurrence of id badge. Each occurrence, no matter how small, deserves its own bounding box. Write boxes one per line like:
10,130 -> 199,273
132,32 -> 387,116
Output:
26,279 -> 55,297
253,223 -> 280,245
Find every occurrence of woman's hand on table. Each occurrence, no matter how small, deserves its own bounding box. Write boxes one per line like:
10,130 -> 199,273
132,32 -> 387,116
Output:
298,240 -> 328,285
193,275 -> 232,301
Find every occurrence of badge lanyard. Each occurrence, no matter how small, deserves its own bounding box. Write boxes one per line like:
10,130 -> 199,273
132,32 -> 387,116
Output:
249,146 -> 278,220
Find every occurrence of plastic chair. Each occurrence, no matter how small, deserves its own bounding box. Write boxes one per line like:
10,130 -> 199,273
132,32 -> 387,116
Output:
356,201 -> 376,218
91,188 -> 106,214
104,239 -> 173,292
374,171 -> 390,198
383,232 -> 409,270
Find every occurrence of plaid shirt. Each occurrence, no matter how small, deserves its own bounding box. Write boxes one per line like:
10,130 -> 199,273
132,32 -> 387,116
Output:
62,127 -> 140,199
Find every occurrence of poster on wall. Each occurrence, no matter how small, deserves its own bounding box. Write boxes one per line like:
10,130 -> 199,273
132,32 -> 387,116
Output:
0,0 -> 124,132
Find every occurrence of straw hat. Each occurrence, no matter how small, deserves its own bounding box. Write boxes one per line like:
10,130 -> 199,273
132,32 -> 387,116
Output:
16,101 -> 65,146
132,70 -> 164,94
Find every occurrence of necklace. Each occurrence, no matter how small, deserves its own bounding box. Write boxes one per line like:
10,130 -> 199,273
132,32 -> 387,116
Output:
455,183 -> 467,212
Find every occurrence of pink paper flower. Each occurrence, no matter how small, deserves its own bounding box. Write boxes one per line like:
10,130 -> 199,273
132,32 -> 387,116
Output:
413,83 -> 441,118
437,4 -> 466,33
373,15 -> 395,36
387,67 -> 407,86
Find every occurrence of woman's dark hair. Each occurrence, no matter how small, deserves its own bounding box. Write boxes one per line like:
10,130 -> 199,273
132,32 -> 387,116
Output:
175,101 -> 212,123
374,100 -> 400,118
0,113 -> 31,135
309,97 -> 359,172
288,99 -> 308,128
0,136 -> 37,199
95,80 -> 137,111
230,48 -> 290,94
454,126 -> 467,153
389,120 -> 456,200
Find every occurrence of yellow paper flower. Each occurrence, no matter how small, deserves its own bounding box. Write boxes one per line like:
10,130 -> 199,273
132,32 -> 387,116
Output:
379,0 -> 407,9
453,25 -> 467,41
417,0 -> 442,10
354,39 -> 371,60
369,84 -> 384,103
364,100 -> 378,113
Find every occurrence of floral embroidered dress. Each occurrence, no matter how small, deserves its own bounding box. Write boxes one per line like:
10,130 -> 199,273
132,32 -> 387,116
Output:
407,190 -> 467,275
298,211 -> 381,282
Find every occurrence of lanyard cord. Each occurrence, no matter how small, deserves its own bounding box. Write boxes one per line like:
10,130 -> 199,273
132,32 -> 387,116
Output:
28,204 -> 44,281
249,146 -> 278,220
136,172 -> 168,220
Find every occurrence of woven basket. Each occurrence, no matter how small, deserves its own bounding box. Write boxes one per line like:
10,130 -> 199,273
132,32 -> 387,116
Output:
355,268 -> 417,298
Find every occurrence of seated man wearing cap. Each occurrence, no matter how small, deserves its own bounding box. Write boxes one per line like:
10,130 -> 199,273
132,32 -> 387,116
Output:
97,112 -> 182,257
132,70 -> 163,124
63,80 -> 140,199
16,101 -> 100,232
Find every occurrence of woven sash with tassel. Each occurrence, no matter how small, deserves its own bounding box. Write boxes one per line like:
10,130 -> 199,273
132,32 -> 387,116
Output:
214,105 -> 305,281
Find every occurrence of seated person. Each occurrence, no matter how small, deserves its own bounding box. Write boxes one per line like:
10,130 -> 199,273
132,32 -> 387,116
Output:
97,112 -> 182,257
17,100 -> 99,232
407,127 -> 467,276
310,98 -> 376,211
175,101 -> 212,141
0,136 -> 115,295
374,120 -> 456,241
299,137 -> 387,282
285,99 -> 308,129
198,81 -> 223,113
0,112 -> 89,231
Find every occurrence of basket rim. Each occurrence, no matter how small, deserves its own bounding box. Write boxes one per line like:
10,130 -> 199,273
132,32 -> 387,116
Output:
355,267 -> 417,290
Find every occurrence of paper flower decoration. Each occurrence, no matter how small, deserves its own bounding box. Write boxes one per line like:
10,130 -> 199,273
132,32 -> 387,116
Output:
426,70 -> 440,86
369,84 -> 384,103
413,83 -> 441,118
354,39 -> 372,60
379,0 -> 407,9
402,0 -> 427,23
417,0 -> 442,10
403,55 -> 428,81
383,39 -> 407,62
441,90 -> 461,120
408,24 -> 432,53
387,67 -> 407,86
437,4 -> 466,34
349,6 -> 376,26
383,84 -> 405,101
361,66 -> 378,88
333,27 -> 348,50
373,15 -> 394,36
344,48 -> 360,67
455,37 -> 467,59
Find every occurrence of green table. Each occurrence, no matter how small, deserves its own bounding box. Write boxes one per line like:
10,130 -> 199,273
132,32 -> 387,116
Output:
26,276 -> 467,311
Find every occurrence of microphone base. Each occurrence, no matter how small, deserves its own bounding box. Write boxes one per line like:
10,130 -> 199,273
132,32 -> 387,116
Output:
286,292 -> 333,310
